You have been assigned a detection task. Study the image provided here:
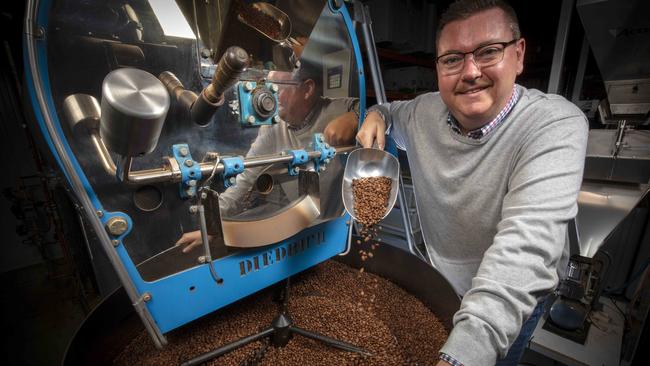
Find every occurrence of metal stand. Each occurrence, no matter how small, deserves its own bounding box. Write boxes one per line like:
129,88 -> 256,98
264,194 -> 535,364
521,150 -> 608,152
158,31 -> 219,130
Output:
181,278 -> 370,366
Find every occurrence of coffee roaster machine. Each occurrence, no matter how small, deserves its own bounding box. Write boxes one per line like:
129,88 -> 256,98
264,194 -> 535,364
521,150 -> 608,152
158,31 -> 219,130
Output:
23,0 -> 459,363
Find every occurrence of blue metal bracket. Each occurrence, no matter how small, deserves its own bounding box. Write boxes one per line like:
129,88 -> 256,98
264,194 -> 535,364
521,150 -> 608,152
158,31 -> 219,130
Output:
312,133 -> 336,173
221,156 -> 245,187
100,211 -> 133,247
237,81 -> 279,127
287,149 -> 309,176
172,144 -> 201,199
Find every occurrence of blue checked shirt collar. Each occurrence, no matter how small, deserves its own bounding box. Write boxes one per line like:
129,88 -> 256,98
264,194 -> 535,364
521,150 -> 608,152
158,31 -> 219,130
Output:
447,85 -> 521,139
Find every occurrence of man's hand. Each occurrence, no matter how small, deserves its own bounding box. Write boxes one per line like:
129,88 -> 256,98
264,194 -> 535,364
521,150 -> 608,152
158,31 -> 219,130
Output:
355,111 -> 386,149
323,111 -> 358,146
175,230 -> 212,253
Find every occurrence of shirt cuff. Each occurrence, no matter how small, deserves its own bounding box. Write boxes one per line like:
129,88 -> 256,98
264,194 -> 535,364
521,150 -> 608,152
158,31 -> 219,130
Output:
439,352 -> 464,366
366,104 -> 391,134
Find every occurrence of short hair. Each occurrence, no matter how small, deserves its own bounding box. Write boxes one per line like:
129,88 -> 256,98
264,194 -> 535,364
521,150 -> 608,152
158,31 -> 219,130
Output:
292,59 -> 322,87
436,0 -> 520,46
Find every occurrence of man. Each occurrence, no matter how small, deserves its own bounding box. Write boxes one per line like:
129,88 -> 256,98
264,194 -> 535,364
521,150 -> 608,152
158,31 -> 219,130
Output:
176,61 -> 359,251
217,64 -> 358,217
357,1 -> 588,365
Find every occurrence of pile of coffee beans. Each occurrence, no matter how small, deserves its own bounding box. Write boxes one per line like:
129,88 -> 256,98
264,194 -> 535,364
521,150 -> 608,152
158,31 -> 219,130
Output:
352,176 -> 392,262
114,260 -> 448,365
352,177 -> 392,228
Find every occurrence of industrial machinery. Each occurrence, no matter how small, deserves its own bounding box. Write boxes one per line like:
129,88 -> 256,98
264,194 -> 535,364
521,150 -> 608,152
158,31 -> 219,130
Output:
23,0 -> 458,363
531,1 -> 650,364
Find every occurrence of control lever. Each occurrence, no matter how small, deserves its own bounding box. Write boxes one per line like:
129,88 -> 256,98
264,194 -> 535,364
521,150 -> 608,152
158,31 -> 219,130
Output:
160,46 -> 250,126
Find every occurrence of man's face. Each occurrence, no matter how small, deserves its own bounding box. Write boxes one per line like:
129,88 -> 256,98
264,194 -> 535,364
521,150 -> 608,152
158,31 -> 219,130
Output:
268,71 -> 312,126
436,8 -> 525,130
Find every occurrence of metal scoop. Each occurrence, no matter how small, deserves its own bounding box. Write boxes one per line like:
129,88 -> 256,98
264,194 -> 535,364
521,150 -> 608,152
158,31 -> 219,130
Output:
234,1 -> 301,47
342,148 -> 400,221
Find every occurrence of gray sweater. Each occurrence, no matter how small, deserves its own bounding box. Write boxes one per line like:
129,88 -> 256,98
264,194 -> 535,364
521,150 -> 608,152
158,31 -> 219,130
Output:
371,85 -> 588,365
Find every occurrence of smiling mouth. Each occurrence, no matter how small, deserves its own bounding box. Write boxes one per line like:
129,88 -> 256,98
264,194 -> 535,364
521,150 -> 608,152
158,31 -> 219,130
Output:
459,86 -> 488,95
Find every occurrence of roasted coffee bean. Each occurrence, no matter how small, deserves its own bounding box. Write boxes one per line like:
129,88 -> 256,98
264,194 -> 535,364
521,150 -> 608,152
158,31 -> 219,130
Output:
352,176 -> 391,270
233,0 -> 283,40
352,177 -> 391,228
114,261 -> 447,365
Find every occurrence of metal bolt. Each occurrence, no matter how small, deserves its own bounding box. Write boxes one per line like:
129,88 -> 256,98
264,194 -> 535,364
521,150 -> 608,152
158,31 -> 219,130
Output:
324,143 -> 330,149
243,81 -> 254,91
187,179 -> 197,187
319,166 -> 327,172
246,115 -> 256,124
112,239 -> 120,247
185,188 -> 194,196
96,210 -> 104,218
229,177 -> 237,185
179,147 -> 189,157
273,115 -> 281,123
184,159 -> 194,167
292,167 -> 299,175
198,256 -> 207,264
319,136 -> 324,142
270,83 -> 279,93
33,26 -> 45,39
189,205 -> 198,214
106,216 -> 129,236
142,293 -> 152,302
324,159 -> 331,164
201,192 -> 207,199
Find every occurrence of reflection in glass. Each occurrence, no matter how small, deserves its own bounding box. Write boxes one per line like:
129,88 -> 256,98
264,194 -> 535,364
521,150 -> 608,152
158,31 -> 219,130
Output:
45,0 -> 360,281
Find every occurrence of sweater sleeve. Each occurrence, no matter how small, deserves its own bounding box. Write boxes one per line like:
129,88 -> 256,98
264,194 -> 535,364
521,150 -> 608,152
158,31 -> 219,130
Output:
440,110 -> 588,365
367,97 -> 422,150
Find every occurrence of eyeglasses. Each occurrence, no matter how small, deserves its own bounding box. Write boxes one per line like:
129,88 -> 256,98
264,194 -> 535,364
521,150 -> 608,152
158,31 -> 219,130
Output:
435,39 -> 519,76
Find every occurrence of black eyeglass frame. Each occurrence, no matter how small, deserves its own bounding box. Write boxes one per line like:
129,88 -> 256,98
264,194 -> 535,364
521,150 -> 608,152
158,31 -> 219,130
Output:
435,38 -> 520,72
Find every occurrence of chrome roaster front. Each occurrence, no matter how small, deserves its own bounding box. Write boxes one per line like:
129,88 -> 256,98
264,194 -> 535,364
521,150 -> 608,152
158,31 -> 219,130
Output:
25,0 -> 442,353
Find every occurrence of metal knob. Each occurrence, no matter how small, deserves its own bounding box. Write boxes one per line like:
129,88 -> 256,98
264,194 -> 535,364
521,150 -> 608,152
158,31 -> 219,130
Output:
100,68 -> 169,157
252,88 -> 277,119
